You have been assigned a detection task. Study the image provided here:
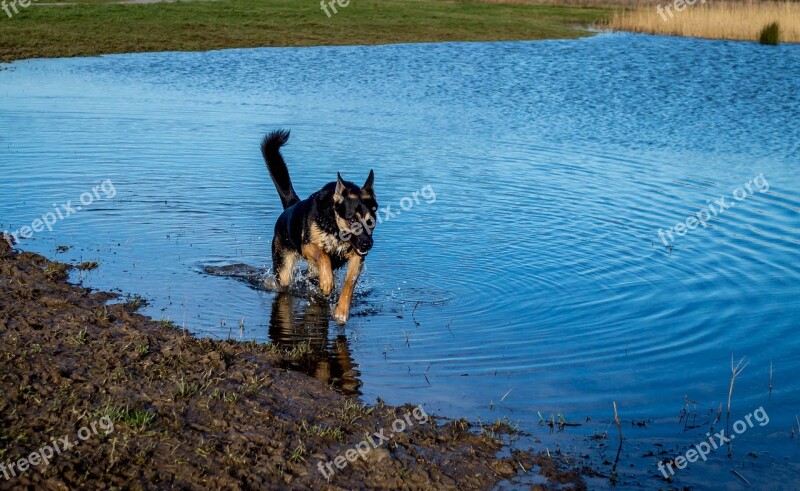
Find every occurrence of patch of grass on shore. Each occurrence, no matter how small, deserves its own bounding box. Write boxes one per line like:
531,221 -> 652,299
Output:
0,0 -> 612,62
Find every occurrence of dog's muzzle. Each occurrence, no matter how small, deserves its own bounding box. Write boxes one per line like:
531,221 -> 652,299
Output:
352,236 -> 373,257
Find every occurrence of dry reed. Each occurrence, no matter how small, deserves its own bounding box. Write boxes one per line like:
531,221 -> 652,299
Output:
480,0 -> 662,5
608,1 -> 800,43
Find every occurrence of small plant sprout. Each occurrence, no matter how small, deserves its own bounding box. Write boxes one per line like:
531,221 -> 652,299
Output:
727,355 -> 749,457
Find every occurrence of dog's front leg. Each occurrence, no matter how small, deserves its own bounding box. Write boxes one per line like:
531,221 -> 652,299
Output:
334,254 -> 363,325
302,243 -> 334,295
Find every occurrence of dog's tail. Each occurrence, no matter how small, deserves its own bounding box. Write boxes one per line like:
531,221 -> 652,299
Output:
261,129 -> 300,210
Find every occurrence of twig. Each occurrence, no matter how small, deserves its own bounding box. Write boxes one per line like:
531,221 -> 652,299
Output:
682,395 -> 701,430
711,402 -> 722,432
727,354 -> 749,457
612,401 -> 623,480
769,360 -> 773,399
731,469 -> 751,486
411,301 -> 421,327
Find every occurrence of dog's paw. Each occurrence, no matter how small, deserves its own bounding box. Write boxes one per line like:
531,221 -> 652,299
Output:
319,277 -> 334,296
333,307 -> 349,325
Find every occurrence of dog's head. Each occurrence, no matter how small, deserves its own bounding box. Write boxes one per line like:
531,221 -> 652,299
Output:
333,170 -> 377,257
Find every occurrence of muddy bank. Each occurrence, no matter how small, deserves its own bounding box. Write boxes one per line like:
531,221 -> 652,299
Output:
0,239 -> 586,490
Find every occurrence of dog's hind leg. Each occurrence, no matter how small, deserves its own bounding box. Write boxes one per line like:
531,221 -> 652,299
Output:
273,239 -> 299,289
302,243 -> 334,296
334,254 -> 363,325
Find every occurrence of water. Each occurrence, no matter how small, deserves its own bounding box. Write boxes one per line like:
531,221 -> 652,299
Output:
1,33 -> 799,488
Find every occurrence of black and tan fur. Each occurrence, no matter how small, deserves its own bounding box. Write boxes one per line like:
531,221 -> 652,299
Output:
261,129 -> 377,325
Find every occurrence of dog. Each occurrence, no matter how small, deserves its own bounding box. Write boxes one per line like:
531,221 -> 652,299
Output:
261,129 -> 377,325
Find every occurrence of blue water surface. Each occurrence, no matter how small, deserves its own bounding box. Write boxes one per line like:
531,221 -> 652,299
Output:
1,32 -> 799,488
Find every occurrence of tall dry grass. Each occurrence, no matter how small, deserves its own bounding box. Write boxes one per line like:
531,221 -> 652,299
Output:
609,1 -> 800,43
479,0 -> 668,5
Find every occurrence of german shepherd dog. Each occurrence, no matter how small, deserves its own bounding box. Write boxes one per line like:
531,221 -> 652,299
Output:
261,129 -> 377,325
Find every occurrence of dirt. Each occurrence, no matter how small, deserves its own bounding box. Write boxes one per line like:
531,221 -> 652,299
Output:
0,238 -> 587,490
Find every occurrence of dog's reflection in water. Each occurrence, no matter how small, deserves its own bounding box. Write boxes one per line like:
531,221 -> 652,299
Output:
268,292 -> 361,395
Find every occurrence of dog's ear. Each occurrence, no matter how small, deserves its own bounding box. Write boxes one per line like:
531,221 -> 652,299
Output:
334,172 -> 346,202
362,169 -> 375,197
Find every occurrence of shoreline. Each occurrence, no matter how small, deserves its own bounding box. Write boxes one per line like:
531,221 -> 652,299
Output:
2,0 -> 797,64
0,0 -> 613,63
0,238 -> 587,489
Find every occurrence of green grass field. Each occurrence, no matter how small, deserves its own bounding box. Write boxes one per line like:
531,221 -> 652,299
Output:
0,0 -> 612,62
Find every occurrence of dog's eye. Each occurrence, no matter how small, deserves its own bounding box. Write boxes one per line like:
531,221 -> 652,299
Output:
348,217 -> 358,223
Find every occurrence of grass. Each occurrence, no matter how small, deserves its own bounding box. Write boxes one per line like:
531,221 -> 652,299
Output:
173,378 -> 202,400
158,319 -> 179,329
299,420 -> 345,441
210,389 -> 239,403
70,327 -> 88,345
609,1 -> 800,43
104,404 -> 157,432
76,261 -> 99,271
124,294 -> 147,310
0,0 -> 612,63
481,0 -> 666,5
283,341 -> 313,360
242,376 -> 269,394
336,399 -> 374,426
44,262 -> 70,281
289,440 -> 307,464
759,21 -> 780,45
